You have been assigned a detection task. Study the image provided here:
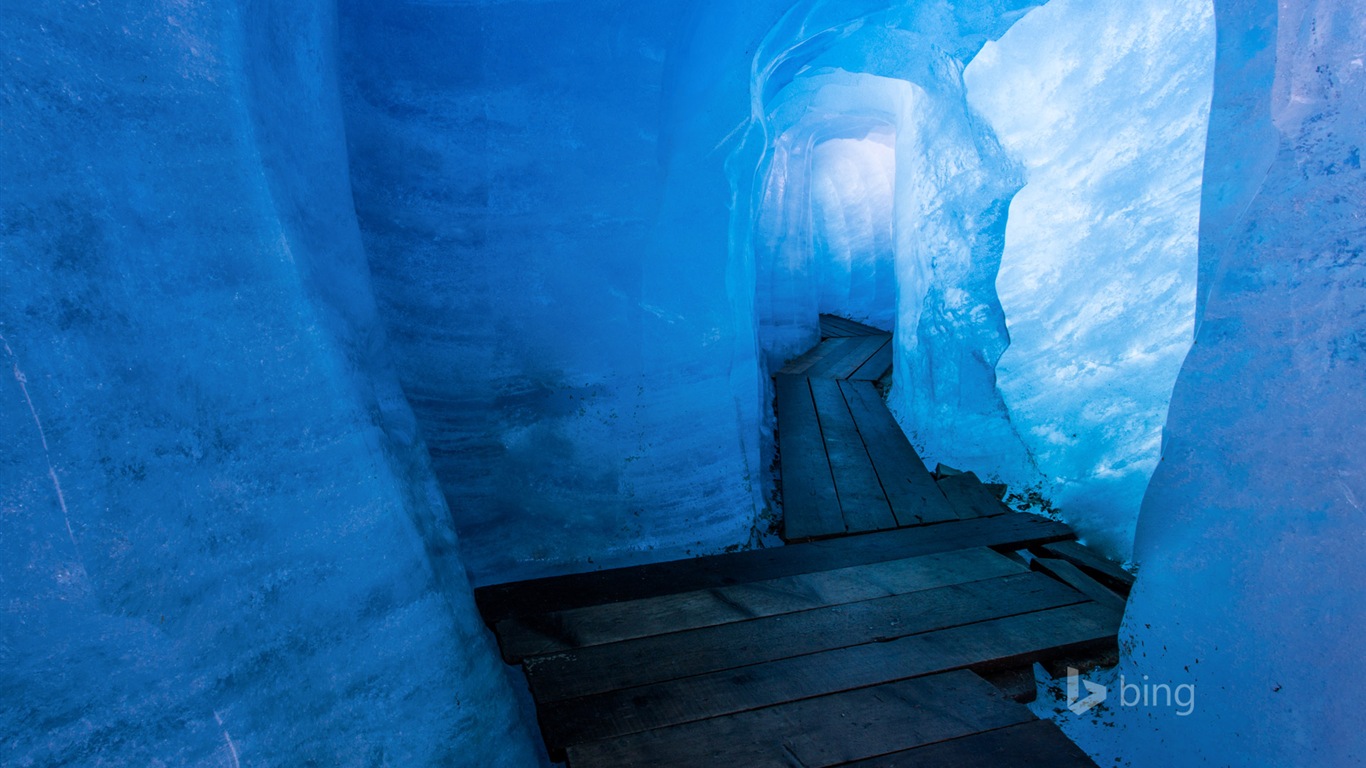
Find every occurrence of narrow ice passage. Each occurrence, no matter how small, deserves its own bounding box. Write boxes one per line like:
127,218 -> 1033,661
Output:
6,0 -> 1365,765
741,0 -> 1215,564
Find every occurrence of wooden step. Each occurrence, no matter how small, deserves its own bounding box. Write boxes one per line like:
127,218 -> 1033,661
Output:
806,334 -> 890,379
820,314 -> 886,337
524,571 -> 1085,703
565,670 -> 1039,768
474,513 -> 1076,624
538,598 -> 1119,748
1031,557 -> 1127,614
937,472 -> 1013,520
979,665 -> 1040,703
1032,540 -> 1135,594
494,547 -> 1023,662
835,719 -> 1097,767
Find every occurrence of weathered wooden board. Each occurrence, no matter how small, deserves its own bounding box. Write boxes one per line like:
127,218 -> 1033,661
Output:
776,374 -> 845,540
536,590 -> 1119,746
834,719 -> 1097,767
565,671 -> 1034,768
820,314 -> 886,336
809,377 -> 896,534
523,570 -> 1078,702
495,548 -> 1022,662
474,513 -> 1075,625
820,315 -> 860,338
781,336 -> 855,374
937,472 -> 1012,520
1032,557 -> 1127,615
808,335 -> 890,379
1034,540 -> 1135,593
839,380 -> 958,526
849,341 -> 893,381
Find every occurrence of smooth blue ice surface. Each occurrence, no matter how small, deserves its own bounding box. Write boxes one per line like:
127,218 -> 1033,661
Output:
1110,1 -> 1366,764
338,0 -> 767,583
0,3 -> 538,765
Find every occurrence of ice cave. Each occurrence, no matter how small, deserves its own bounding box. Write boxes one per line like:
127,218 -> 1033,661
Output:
3,0 -> 1364,765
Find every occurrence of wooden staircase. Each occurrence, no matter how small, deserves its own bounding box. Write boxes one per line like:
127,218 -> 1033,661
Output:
473,315 -> 1132,767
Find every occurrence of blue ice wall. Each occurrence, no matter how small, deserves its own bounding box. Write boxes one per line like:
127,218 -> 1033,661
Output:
338,0 -> 768,583
963,0 -> 1215,559
0,2 -> 538,764
1107,1 -> 1366,763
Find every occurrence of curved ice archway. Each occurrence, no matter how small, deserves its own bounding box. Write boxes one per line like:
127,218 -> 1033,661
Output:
731,1 -> 1042,511
721,0 -> 1212,563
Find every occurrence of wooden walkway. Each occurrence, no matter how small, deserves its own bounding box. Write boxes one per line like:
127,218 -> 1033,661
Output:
776,315 -> 1008,542
474,315 -> 1131,767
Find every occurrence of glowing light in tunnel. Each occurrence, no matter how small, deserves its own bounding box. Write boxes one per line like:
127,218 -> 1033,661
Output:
809,128 -> 897,328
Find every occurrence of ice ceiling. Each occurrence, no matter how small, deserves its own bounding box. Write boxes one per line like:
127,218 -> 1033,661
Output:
4,0 -> 1364,766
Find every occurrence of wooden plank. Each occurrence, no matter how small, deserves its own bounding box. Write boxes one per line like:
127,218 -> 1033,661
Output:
849,341 -> 893,381
809,378 -> 896,533
474,512 -> 1076,624
821,314 -> 886,336
830,335 -> 891,379
807,335 -> 888,379
820,315 -> 865,335
565,671 -> 1034,768
781,337 -> 859,375
1032,557 -> 1127,615
524,570 -> 1080,703
936,472 -> 1011,520
781,337 -> 852,374
775,374 -> 846,540
1034,540 -> 1135,593
838,380 -> 958,526
834,719 -> 1097,768
781,337 -> 841,374
820,316 -> 857,339
536,591 -> 1119,747
819,314 -> 846,335
978,665 -> 1039,703
786,673 -> 1036,768
495,548 -> 1023,662
849,318 -> 888,335
779,346 -> 827,374
839,336 -> 892,380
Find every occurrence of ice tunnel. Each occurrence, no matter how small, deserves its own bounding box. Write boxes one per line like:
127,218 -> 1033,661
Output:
4,0 -> 1366,765
740,0 -> 1215,560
